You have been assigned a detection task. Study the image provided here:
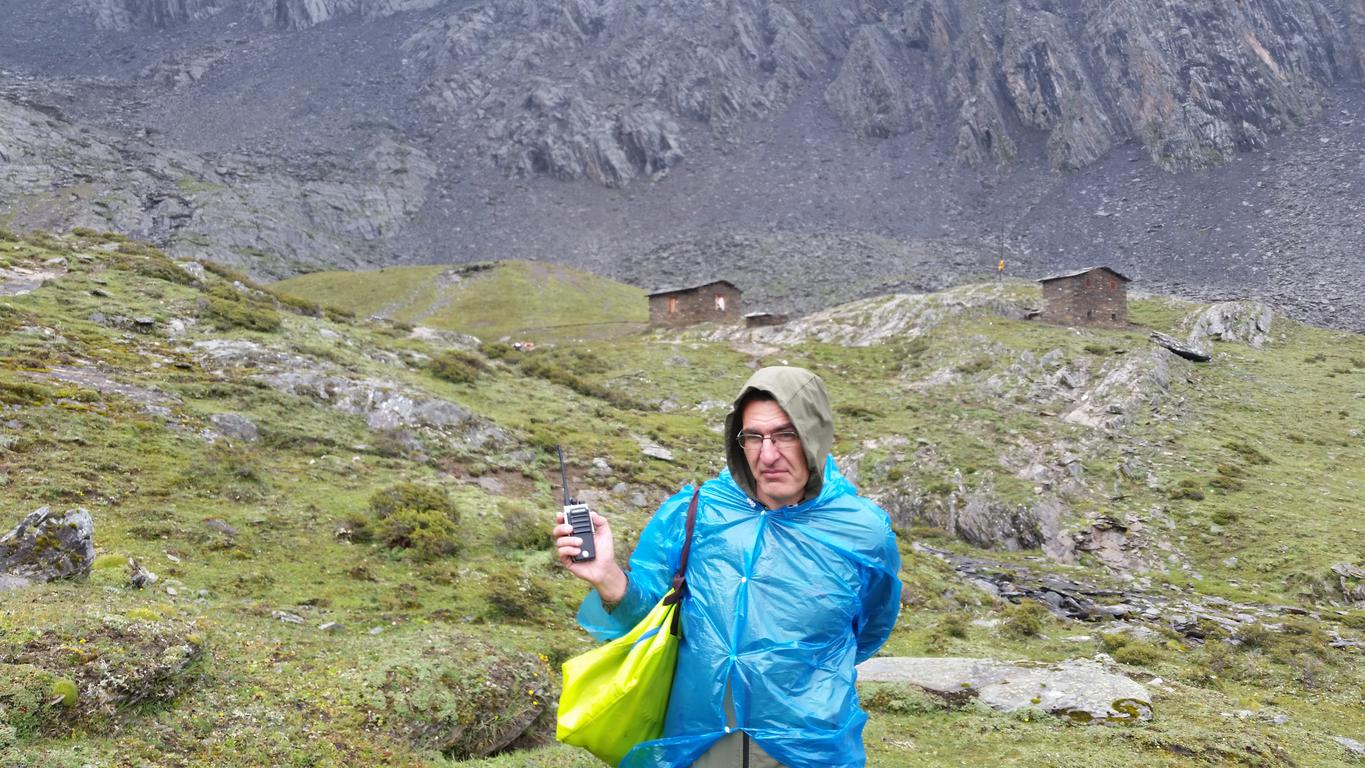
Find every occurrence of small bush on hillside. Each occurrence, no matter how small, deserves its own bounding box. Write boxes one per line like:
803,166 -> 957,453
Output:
266,288 -> 324,318
956,356 -> 993,375
22,231 -> 70,252
1208,474 -> 1245,493
182,444 -> 268,502
201,260 -> 260,289
837,402 -> 884,420
428,349 -> 488,384
0,377 -> 55,406
925,612 -> 971,650
482,569 -> 552,623
0,227 -> 18,241
1210,507 -> 1240,525
999,600 -> 1048,639
202,295 -> 282,333
338,511 -> 373,543
368,483 -> 457,520
1168,477 -> 1205,501
380,507 -> 459,560
519,356 -> 640,409
861,683 -> 952,715
494,499 -> 548,551
1100,632 -> 1165,666
1224,440 -> 1271,465
367,482 -> 461,559
481,342 -> 517,360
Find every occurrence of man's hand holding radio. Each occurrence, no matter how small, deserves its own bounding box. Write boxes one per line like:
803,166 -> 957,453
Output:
554,510 -> 627,604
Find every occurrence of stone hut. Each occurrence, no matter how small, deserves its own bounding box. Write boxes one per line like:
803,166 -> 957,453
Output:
648,280 -> 742,328
1039,267 -> 1131,325
744,311 -> 787,328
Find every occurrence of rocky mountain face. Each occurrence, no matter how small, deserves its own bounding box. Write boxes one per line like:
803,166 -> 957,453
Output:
1,0 -> 1363,328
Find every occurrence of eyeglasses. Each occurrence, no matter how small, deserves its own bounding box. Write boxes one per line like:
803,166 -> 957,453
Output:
736,430 -> 801,452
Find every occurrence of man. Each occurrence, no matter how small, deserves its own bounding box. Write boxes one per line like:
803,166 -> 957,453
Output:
554,366 -> 901,768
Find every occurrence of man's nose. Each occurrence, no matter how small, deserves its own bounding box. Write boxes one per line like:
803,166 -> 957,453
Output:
758,437 -> 783,463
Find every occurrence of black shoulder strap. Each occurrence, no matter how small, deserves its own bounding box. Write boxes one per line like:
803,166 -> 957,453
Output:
662,485 -> 700,607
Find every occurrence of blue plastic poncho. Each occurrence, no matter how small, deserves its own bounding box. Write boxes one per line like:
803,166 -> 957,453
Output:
578,457 -> 902,768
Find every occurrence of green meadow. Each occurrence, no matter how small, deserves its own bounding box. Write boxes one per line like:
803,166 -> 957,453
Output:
0,229 -> 1360,767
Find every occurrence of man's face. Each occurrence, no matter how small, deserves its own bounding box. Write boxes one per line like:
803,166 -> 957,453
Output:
740,398 -> 810,509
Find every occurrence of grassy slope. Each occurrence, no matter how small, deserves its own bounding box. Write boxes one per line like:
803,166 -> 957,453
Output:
272,261 -> 648,342
0,230 -> 1361,767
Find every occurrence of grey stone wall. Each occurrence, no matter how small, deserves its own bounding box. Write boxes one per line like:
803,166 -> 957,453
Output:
649,283 -> 743,327
1042,273 -> 1128,325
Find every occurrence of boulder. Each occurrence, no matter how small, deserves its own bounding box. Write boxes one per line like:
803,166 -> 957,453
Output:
857,657 -> 1151,723
209,412 -> 260,442
1186,301 -> 1275,348
953,490 -> 1045,551
1150,332 -> 1211,363
0,508 -> 96,584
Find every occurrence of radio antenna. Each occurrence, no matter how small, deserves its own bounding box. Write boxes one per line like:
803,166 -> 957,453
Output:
557,444 -> 571,506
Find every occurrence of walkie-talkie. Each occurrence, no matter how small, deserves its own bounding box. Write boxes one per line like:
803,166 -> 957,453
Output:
558,445 -> 596,562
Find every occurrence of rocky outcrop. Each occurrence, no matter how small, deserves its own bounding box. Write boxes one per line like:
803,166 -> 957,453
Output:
0,507 -> 96,588
857,657 -> 1152,723
714,282 -> 1030,348
0,96 -> 433,278
1185,301 -> 1276,348
825,0 -> 1356,171
1062,349 -> 1186,431
190,339 -> 514,453
400,0 -> 840,186
84,0 -> 229,31
260,0 -> 446,29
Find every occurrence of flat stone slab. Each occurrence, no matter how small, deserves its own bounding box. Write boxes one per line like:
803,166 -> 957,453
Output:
857,656 -> 1151,723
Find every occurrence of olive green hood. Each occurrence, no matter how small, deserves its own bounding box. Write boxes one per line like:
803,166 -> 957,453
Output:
724,366 -> 834,505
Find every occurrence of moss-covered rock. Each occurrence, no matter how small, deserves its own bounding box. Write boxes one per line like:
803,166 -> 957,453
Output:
357,629 -> 556,759
0,507 -> 96,584
0,610 -> 204,727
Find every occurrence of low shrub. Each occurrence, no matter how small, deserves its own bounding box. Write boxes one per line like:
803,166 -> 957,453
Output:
201,260 -> 260,289
519,356 -> 641,409
0,377 -> 54,406
836,402 -> 884,420
367,482 -> 461,559
1168,477 -> 1205,501
428,349 -> 488,385
482,570 -> 552,623
1210,507 -> 1240,525
379,507 -> 459,560
202,295 -> 282,333
360,630 -> 555,758
368,483 -> 457,520
494,499 -> 549,551
265,288 -> 324,318
481,342 -> 517,360
1223,440 -> 1271,465
956,356 -> 993,375
860,683 -> 951,715
999,600 -> 1048,639
1100,632 -> 1165,666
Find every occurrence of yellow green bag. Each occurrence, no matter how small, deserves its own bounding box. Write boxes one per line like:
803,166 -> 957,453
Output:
556,488 -> 700,766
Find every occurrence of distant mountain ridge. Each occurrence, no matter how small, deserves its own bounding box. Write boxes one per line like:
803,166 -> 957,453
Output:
0,0 -> 1362,330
